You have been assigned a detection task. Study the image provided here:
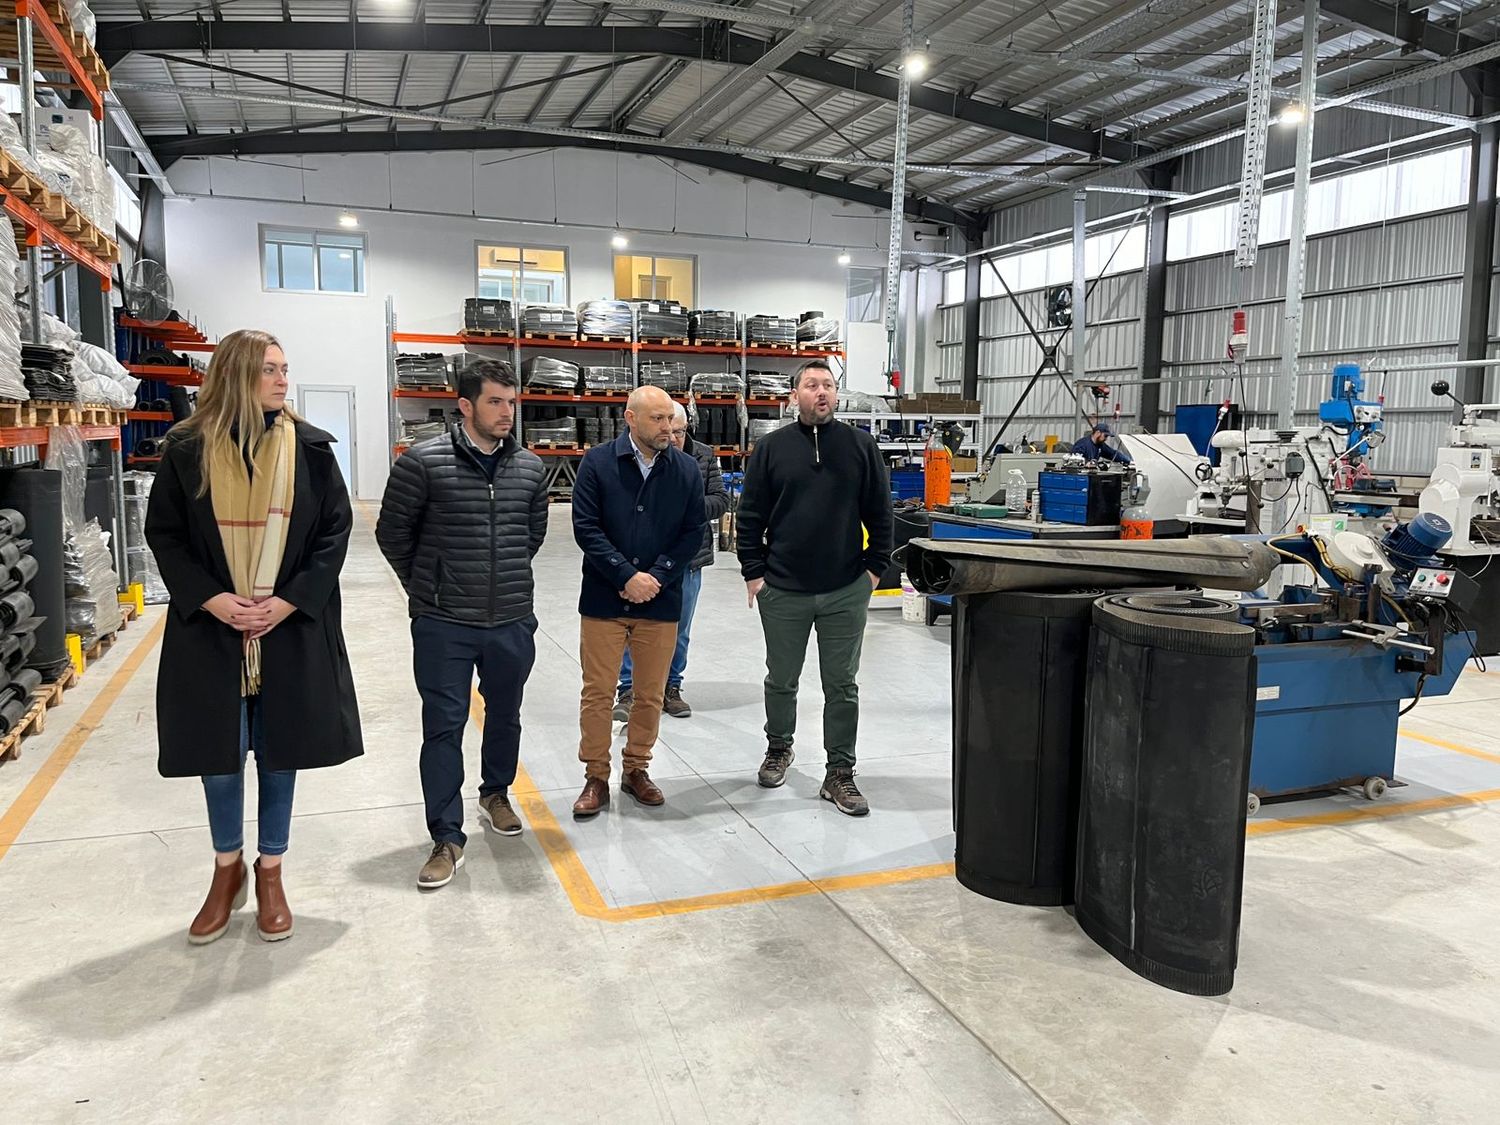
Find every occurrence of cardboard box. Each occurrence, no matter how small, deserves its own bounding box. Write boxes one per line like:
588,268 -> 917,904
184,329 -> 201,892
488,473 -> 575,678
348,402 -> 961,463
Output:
952,456 -> 978,473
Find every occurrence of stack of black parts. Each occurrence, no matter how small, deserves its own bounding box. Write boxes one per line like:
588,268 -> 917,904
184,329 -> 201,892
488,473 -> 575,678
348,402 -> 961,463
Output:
690,310 -> 739,345
631,300 -> 689,340
577,300 -> 633,339
748,370 -> 792,397
520,304 -> 578,338
796,312 -> 841,348
0,507 -> 44,733
463,298 -> 515,334
22,344 -> 75,402
746,316 -> 796,347
0,470 -> 68,680
638,361 -> 689,394
581,366 -> 632,393
396,353 -> 450,390
522,356 -> 580,391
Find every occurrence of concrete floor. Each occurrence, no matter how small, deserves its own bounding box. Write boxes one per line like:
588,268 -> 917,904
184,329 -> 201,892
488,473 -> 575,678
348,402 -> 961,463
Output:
2,502 -> 1499,1124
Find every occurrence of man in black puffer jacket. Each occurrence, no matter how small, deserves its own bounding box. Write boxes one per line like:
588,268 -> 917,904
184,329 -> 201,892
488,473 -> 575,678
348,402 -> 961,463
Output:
376,359 -> 549,889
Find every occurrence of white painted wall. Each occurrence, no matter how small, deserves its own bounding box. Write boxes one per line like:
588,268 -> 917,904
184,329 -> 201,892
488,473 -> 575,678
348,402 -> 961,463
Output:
162,149 -> 911,499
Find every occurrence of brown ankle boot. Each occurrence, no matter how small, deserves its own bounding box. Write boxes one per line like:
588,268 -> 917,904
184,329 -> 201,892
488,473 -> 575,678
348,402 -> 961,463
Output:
253,859 -> 294,942
188,858 -> 248,945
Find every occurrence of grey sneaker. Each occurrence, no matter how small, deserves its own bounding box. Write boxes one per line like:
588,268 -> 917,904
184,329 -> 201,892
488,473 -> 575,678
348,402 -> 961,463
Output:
417,841 -> 464,889
478,793 -> 522,837
613,688 -> 632,724
820,767 -> 869,817
757,741 -> 795,788
663,685 -> 692,718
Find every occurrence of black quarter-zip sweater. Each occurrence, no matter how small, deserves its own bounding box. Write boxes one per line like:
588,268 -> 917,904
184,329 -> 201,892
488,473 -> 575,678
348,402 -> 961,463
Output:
736,417 -> 894,594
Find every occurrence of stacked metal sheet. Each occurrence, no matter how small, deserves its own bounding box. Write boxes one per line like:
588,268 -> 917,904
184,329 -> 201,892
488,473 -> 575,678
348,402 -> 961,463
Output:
796,315 -> 842,347
581,366 -> 633,392
522,356 -> 581,391
520,303 -> 578,337
689,372 -> 743,396
748,369 -> 792,397
630,299 -> 690,340
749,418 -> 789,443
401,411 -> 451,445
463,298 -> 515,334
396,353 -> 451,390
577,300 -> 633,339
638,360 -> 689,394
690,309 -> 739,344
746,315 -> 797,347
21,344 -> 75,402
526,417 -> 579,444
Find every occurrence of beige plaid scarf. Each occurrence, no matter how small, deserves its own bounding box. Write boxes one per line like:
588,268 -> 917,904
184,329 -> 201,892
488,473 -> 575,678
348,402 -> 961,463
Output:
208,415 -> 297,696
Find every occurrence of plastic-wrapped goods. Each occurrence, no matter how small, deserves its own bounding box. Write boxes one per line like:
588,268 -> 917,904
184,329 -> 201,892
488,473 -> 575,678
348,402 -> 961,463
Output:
61,518 -> 121,645
522,356 -> 580,391
396,353 -> 451,390
690,310 -> 739,344
123,472 -> 168,604
748,370 -> 792,398
451,352 -> 515,386
746,315 -> 797,347
463,297 -> 515,334
581,366 -> 633,392
526,418 -> 579,444
39,124 -> 113,235
401,415 -> 451,445
45,313 -> 137,406
689,372 -> 744,397
576,300 -> 633,339
796,317 -> 842,347
630,299 -> 690,340
520,304 -> 578,338
22,344 -> 76,402
638,360 -> 689,394
749,418 -> 789,443
0,212 -> 25,402
61,0 -> 95,41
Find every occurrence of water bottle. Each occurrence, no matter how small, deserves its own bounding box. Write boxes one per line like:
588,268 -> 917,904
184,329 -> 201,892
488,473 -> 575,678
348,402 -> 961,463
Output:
1005,469 -> 1027,515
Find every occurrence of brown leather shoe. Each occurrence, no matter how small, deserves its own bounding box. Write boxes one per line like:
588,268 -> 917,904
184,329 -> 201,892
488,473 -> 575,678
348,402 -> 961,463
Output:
253,859 -> 294,942
621,770 -> 665,807
188,857 -> 248,945
572,778 -> 610,820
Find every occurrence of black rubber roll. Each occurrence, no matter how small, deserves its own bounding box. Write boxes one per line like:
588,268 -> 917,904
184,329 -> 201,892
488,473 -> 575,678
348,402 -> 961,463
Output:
1094,591 -> 1239,620
11,554 -> 37,589
11,667 -> 39,698
0,541 -> 19,570
0,508 -> 25,539
1074,598 -> 1257,997
0,694 -> 25,734
85,465 -> 116,549
0,590 -> 33,628
0,471 -> 67,677
13,621 -> 37,668
952,589 -> 1109,906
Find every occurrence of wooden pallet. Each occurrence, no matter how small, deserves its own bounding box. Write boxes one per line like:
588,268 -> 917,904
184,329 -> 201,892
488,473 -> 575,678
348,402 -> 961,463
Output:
747,342 -> 796,351
116,601 -> 139,631
692,339 -> 741,348
579,387 -> 630,397
83,631 -> 118,666
522,331 -> 579,342
580,334 -> 632,344
0,667 -> 72,765
76,404 -> 126,425
528,440 -> 582,450
523,386 -> 582,397
639,337 -> 689,346
459,328 -> 515,338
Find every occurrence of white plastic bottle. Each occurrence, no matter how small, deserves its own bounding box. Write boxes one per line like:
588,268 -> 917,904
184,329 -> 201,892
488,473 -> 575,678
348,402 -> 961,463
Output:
1005,469 -> 1027,514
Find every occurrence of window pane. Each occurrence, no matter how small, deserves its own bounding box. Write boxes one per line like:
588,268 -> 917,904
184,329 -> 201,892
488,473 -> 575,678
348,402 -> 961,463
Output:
265,228 -> 314,246
478,278 -> 500,299
279,242 -> 315,290
942,267 -> 963,305
319,245 -> 359,292
651,256 -> 694,304
845,266 -> 883,323
318,231 -> 364,250
263,241 -> 280,289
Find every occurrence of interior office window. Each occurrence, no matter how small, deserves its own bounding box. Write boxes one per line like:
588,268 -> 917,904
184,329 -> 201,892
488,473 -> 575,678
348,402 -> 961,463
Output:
262,227 -> 366,294
941,267 -> 964,305
613,253 -> 696,303
845,266 -> 885,323
477,244 -> 568,304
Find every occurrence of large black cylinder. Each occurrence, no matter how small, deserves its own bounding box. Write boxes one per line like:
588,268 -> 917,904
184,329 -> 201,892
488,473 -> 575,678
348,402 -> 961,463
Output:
952,588 -> 1102,905
1075,595 -> 1257,996
0,469 -> 69,678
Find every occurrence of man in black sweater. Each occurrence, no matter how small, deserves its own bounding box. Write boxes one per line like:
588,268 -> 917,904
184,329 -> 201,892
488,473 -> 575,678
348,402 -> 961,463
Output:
736,359 -> 893,816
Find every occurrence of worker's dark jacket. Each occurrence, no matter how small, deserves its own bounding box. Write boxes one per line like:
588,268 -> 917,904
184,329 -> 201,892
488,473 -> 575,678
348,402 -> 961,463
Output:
689,439 -> 730,571
572,431 -> 706,622
375,425 -> 549,626
145,422 -> 363,777
1071,435 -> 1132,464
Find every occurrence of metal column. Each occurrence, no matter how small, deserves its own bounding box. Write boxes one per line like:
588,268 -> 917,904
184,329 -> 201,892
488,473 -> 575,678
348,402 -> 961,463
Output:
882,0 -> 915,374
1457,110 -> 1499,415
1277,0 -> 1319,429
1071,190 -> 1087,428
961,231 -> 982,402
1138,170 -> 1173,432
17,17 -> 42,343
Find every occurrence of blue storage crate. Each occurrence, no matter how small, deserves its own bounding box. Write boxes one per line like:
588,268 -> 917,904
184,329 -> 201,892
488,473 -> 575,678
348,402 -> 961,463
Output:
891,468 -> 924,501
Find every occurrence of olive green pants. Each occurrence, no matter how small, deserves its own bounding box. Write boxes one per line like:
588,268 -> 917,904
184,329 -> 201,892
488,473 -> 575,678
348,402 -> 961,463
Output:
755,575 -> 871,768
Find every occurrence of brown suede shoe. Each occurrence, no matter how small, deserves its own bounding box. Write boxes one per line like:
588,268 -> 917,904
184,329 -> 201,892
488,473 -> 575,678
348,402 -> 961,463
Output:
479,792 -> 523,837
572,778 -> 610,820
253,859 -> 294,942
188,857 -> 248,945
621,770 -> 665,807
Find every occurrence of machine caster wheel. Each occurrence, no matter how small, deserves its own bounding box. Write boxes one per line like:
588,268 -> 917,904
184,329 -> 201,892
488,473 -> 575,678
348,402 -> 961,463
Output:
1362,776 -> 1389,801
1246,792 -> 1261,817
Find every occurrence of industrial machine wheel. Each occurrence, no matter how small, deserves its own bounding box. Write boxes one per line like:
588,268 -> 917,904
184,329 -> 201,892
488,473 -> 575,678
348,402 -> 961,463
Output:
1362,776 -> 1389,801
1246,792 -> 1261,817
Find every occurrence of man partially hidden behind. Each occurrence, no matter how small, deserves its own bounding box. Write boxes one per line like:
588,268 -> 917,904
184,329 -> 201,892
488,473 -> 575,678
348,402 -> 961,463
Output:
570,385 -> 706,819
376,358 -> 548,890
1071,421 -> 1133,464
736,359 -> 893,816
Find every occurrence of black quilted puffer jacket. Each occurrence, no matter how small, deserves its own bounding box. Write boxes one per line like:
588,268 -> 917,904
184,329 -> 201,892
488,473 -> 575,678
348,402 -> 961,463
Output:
376,426 -> 549,626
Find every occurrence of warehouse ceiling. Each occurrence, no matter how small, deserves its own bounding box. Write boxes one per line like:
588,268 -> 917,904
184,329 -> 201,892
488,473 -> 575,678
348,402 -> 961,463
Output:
94,0 -> 1500,229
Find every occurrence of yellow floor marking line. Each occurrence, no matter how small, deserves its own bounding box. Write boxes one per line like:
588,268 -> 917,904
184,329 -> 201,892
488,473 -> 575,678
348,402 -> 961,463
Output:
1401,729 -> 1500,766
1248,787 -> 1500,836
0,613 -> 165,866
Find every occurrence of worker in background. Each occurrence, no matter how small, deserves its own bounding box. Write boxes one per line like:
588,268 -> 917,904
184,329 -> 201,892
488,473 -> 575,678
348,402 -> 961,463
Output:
614,403 -> 729,721
736,359 -> 893,817
571,385 -> 706,819
1072,421 -> 1134,464
375,359 -> 549,891
146,329 -> 363,945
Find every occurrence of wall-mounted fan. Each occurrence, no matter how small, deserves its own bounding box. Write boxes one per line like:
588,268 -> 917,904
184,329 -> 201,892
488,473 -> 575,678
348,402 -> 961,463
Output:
123,258 -> 174,325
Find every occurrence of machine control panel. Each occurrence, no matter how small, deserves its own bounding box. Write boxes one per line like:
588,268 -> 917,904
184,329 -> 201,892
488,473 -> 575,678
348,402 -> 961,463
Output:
1411,566 -> 1458,597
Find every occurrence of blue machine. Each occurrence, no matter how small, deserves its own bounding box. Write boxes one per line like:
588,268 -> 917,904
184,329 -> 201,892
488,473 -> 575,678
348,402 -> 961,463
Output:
1317,362 -> 1384,454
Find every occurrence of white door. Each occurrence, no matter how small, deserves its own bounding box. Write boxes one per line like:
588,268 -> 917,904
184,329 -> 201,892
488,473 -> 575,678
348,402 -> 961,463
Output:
299,385 -> 358,494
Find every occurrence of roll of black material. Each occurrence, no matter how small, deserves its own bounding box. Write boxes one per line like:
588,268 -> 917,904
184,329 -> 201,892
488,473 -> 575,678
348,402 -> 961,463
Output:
0,508 -> 24,539
0,694 -> 25,734
13,619 -> 38,667
0,590 -> 33,628
11,667 -> 39,698
11,554 -> 37,589
0,540 -> 19,569
1095,591 -> 1240,620
0,470 -> 68,677
86,465 -> 116,547
1075,597 -> 1257,997
952,589 -> 1104,906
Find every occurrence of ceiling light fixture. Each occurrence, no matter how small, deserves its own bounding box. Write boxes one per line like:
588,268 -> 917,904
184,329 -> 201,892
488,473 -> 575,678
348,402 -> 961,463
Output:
1275,104 -> 1307,126
611,233 -> 629,249
902,52 -> 929,79
837,251 -> 852,265
338,211 -> 359,227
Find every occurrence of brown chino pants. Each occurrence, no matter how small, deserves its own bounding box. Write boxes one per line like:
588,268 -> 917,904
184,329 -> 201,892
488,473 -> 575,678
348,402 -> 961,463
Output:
578,616 -> 677,780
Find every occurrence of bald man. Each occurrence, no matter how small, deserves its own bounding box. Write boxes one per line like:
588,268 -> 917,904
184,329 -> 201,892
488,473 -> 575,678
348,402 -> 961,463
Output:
570,385 -> 707,817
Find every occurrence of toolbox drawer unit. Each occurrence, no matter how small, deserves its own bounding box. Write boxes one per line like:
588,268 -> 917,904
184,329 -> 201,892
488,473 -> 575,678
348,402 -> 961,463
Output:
1037,471 -> 1123,526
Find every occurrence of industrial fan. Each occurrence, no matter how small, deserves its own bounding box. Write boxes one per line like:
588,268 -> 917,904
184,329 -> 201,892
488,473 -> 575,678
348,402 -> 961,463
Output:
123,258 -> 175,325
1045,284 -> 1072,328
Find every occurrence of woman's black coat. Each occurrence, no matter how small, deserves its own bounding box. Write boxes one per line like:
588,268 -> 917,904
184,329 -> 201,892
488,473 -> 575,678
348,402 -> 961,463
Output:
145,420 -> 364,777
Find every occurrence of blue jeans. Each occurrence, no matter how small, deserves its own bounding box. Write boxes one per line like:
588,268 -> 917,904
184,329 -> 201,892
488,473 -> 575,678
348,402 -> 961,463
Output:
619,566 -> 702,692
201,699 -> 297,856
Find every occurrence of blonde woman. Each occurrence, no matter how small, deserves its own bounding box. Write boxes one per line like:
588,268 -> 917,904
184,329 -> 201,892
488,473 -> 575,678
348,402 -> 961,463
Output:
146,329 -> 363,944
